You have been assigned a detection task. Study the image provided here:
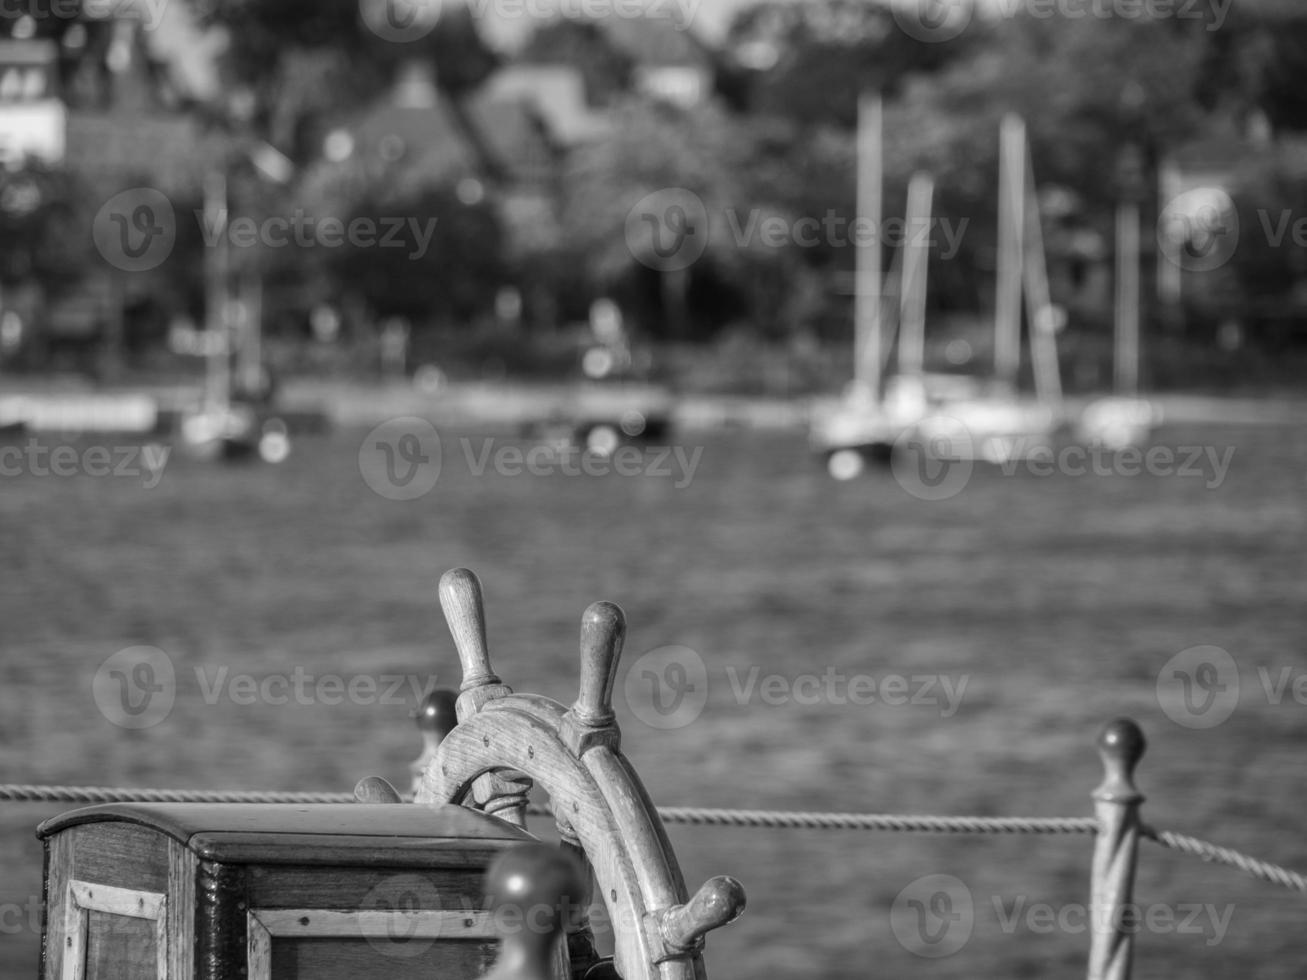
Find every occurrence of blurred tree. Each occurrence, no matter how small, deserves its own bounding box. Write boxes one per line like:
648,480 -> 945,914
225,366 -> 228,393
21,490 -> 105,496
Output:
1222,143 -> 1307,336
719,0 -> 968,126
886,12 -> 1212,210
189,0 -> 498,160
1197,1 -> 1307,135
833,9 -> 1221,338
324,185 -> 507,324
517,17 -> 634,105
0,163 -> 91,289
561,98 -> 803,340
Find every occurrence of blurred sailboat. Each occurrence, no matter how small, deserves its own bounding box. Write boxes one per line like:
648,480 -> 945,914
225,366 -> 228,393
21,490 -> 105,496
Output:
1076,146 -> 1159,449
811,109 -> 1066,477
921,114 -> 1061,464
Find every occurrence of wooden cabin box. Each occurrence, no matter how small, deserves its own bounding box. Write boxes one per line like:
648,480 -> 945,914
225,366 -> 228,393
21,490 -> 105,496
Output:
37,802 -> 556,980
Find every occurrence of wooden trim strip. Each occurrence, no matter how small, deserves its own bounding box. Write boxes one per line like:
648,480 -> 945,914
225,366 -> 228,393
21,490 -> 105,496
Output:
251,908 -> 497,938
245,908 -> 499,980
62,880 -> 168,980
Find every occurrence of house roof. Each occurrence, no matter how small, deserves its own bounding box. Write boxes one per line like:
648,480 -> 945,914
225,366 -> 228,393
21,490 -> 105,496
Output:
333,62 -> 481,183
348,102 -> 479,176
65,111 -> 223,196
602,14 -> 715,69
479,66 -> 610,145
0,39 -> 58,67
463,93 -> 558,183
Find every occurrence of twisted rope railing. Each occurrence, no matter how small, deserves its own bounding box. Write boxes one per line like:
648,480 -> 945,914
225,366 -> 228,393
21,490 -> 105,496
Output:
3,782 -> 1304,893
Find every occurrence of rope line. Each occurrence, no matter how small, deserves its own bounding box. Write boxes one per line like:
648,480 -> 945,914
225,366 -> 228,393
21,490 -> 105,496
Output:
1143,826 -> 1307,893
640,806 -> 1099,835
2,784 -> 1303,892
0,784 -> 352,805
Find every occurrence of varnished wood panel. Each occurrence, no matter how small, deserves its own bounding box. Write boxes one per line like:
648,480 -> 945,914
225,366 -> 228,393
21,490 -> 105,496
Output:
247,867 -> 487,910
69,825 -> 169,893
248,909 -> 502,980
42,836 -> 73,980
84,910 -> 156,980
194,860 -> 246,980
166,841 -> 194,980
192,836 -> 513,869
268,937 -> 497,980
62,880 -> 168,980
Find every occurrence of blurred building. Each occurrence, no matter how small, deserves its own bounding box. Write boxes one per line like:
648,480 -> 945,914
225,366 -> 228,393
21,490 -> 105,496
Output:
0,40 -> 65,168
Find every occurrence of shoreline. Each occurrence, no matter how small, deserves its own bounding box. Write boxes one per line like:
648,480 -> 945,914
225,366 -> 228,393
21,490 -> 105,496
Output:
0,377 -> 1303,432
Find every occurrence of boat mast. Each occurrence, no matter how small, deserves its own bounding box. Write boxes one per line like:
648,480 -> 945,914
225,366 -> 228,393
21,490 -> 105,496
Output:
1021,135 -> 1064,410
853,92 -> 883,401
898,171 -> 934,376
203,169 -> 231,412
1114,148 -> 1143,397
994,114 -> 1024,390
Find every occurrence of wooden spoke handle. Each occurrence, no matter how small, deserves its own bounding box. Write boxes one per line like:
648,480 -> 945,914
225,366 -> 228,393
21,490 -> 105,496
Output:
418,569 -> 745,980
657,877 -> 747,953
573,601 -> 625,728
439,568 -> 498,692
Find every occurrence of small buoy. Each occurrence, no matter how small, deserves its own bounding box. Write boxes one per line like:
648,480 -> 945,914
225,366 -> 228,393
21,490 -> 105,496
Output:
258,419 -> 291,464
582,347 -> 615,380
827,449 -> 864,481
413,364 -> 446,395
619,410 -> 646,438
585,425 -> 620,457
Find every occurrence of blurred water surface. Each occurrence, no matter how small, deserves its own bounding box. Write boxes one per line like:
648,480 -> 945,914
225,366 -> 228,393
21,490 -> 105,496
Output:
1,423 -> 1304,979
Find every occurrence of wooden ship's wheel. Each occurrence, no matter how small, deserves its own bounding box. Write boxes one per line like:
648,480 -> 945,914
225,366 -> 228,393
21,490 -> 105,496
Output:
413,568 -> 745,980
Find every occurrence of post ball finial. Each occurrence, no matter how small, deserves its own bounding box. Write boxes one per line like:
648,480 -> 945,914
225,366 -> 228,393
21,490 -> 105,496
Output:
353,775 -> 403,804
416,688 -> 459,740
1095,717 -> 1146,802
439,568 -> 499,692
482,844 -> 588,980
573,601 -> 625,727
